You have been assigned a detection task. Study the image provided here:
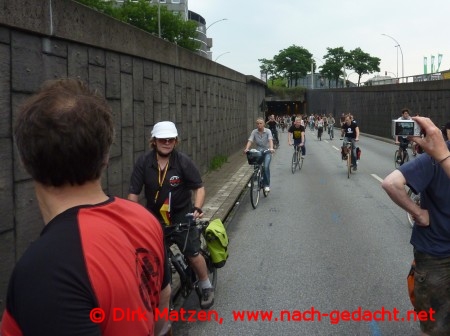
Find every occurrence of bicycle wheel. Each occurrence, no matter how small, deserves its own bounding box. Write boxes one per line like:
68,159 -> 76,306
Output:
347,151 -> 351,178
291,152 -> 298,174
274,138 -> 280,149
298,156 -> 304,171
394,150 -> 401,168
250,170 -> 261,209
403,150 -> 409,164
199,232 -> 218,288
406,188 -> 420,228
262,167 -> 269,197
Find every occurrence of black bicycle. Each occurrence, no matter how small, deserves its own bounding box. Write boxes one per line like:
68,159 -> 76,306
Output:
246,149 -> 270,209
291,144 -> 304,173
270,128 -> 280,149
163,214 -> 217,307
395,143 -> 409,168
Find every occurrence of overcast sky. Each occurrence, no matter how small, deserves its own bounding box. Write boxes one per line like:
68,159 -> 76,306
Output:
188,0 -> 450,83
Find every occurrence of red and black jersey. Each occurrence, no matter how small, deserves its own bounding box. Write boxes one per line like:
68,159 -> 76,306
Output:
1,197 -> 166,336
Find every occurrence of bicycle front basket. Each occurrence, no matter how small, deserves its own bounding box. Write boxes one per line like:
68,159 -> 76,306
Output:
246,150 -> 264,165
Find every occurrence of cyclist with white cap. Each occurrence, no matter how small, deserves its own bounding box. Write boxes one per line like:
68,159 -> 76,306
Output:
128,121 -> 214,309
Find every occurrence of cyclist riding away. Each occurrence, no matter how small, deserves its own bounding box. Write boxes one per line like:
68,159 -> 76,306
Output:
266,114 -> 279,147
244,117 -> 275,192
342,115 -> 360,171
288,117 -> 306,157
395,108 -> 412,163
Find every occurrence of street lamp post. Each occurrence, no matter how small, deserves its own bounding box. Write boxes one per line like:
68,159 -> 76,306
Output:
381,33 -> 404,79
158,0 -> 161,38
215,52 -> 230,62
206,18 -> 228,31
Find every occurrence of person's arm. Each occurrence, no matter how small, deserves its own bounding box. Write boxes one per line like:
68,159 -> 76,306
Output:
411,116 -> 450,178
192,186 -> 205,219
355,126 -> 360,141
288,131 -> 292,145
244,140 -> 253,153
128,193 -> 139,202
154,284 -> 171,336
268,139 -> 274,152
381,170 -> 429,226
301,131 -> 305,145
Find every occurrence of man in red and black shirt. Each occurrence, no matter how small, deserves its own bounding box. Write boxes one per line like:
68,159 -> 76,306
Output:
1,79 -> 170,336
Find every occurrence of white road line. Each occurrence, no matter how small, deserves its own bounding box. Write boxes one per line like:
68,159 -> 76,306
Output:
332,146 -> 340,151
371,174 -> 384,183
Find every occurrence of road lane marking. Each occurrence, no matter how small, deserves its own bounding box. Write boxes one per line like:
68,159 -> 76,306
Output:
371,174 -> 384,183
332,146 -> 340,151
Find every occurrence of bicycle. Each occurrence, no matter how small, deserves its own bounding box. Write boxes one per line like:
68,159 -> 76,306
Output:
341,139 -> 353,178
163,214 -> 217,308
406,188 -> 420,228
270,128 -> 280,149
394,143 -> 409,168
317,126 -> 323,141
291,144 -> 304,174
327,125 -> 334,140
246,149 -> 270,209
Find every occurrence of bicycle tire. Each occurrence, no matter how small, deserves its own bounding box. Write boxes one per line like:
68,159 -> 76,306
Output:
273,138 -> 280,149
347,151 -> 351,178
291,152 -> 297,174
406,188 -> 420,228
394,149 -> 401,168
250,169 -> 261,209
404,150 -> 409,164
199,232 -> 218,289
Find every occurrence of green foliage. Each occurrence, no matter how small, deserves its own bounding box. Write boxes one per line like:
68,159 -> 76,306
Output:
260,44 -> 380,88
346,48 -> 380,86
209,155 -> 228,171
272,45 -> 313,88
74,0 -> 200,52
321,47 -> 347,87
267,86 -> 306,100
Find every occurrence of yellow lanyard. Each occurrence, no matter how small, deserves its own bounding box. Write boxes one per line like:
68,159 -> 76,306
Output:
154,161 -> 169,203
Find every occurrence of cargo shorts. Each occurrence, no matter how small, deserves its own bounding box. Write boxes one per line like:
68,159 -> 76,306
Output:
413,249 -> 450,336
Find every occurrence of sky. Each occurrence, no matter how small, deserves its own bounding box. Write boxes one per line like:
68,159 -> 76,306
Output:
188,0 -> 450,83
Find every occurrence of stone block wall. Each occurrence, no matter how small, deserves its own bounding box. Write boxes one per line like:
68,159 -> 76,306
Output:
0,0 -> 266,312
307,81 -> 450,139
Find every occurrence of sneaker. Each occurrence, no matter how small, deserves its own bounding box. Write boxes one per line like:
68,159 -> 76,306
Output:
199,287 -> 215,309
352,165 -> 357,171
301,155 -> 305,159
264,186 -> 270,192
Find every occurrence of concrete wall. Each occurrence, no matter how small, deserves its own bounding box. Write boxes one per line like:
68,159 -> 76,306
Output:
307,81 -> 450,139
0,0 -> 266,312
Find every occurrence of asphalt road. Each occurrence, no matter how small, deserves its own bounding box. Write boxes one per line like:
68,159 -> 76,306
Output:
173,128 -> 420,336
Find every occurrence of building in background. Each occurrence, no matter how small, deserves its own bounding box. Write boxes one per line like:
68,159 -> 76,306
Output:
113,0 -> 211,59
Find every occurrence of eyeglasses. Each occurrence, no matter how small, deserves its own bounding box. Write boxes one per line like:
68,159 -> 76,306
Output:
156,138 -> 176,144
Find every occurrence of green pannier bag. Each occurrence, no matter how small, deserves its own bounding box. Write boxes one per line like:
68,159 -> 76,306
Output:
205,218 -> 229,268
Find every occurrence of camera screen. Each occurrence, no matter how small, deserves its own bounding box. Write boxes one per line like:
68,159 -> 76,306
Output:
395,122 -> 415,136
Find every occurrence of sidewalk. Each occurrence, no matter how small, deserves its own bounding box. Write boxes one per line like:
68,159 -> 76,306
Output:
201,150 -> 253,223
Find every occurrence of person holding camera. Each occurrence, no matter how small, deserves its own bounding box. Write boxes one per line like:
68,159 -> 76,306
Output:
395,108 -> 413,163
382,116 -> 450,336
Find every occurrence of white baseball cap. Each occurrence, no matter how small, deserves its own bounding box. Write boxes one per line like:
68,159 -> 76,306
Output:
151,121 -> 178,138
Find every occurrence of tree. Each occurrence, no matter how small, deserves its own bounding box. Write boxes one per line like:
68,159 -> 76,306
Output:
321,47 -> 347,88
272,45 -> 313,88
346,48 -> 380,86
75,0 -> 200,52
258,58 -> 276,85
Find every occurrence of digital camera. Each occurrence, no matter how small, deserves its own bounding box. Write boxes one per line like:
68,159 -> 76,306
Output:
392,120 -> 421,137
